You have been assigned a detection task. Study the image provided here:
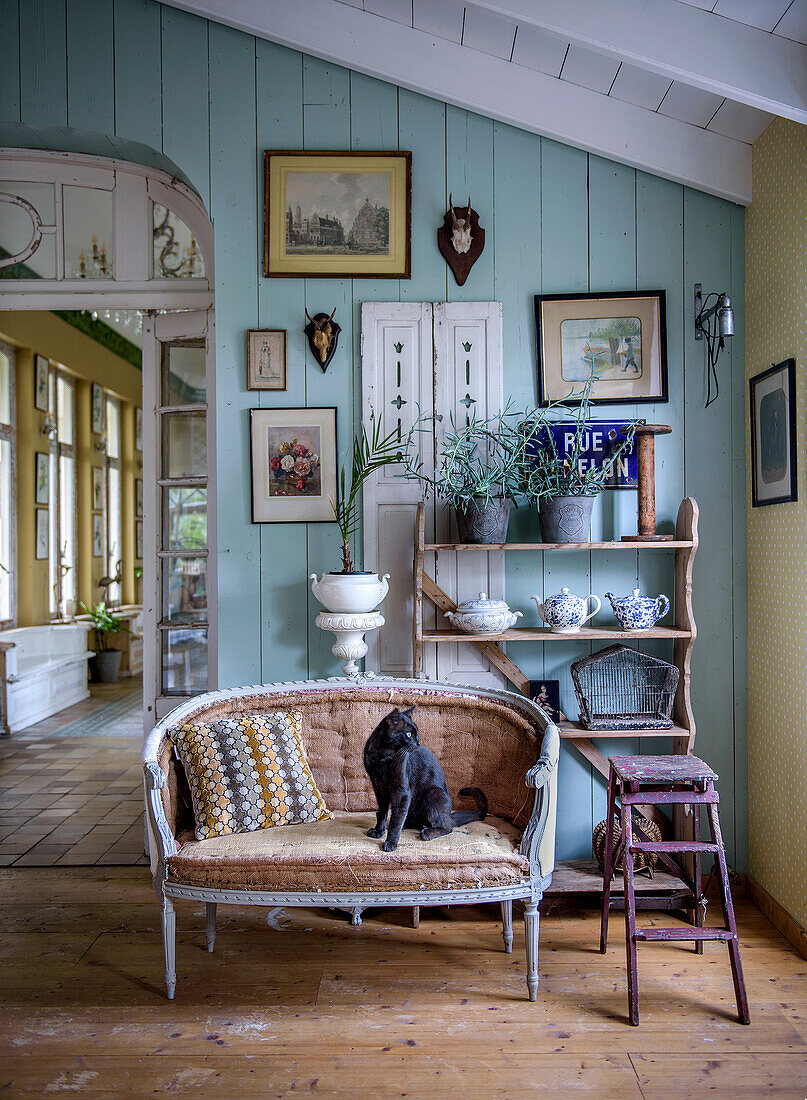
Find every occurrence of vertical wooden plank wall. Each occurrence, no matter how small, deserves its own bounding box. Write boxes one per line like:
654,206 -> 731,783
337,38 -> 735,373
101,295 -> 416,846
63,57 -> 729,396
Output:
3,2 -> 748,866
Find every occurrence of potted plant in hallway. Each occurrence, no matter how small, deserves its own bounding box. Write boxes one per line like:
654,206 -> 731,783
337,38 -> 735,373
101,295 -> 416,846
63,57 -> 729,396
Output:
309,416 -> 406,614
82,601 -> 129,683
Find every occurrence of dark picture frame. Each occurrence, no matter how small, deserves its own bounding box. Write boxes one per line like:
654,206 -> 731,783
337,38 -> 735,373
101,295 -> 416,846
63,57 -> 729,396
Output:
34,354 -> 49,412
750,358 -> 797,507
35,452 -> 49,505
535,290 -> 668,406
250,407 -> 337,523
263,150 -> 412,279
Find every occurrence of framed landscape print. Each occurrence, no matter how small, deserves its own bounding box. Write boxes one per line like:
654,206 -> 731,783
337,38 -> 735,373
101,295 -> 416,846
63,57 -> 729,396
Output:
91,383 -> 104,434
247,329 -> 286,391
35,452 -> 49,505
750,358 -> 797,507
263,151 -> 411,278
35,509 -> 48,560
92,466 -> 104,511
92,513 -> 103,558
535,291 -> 668,405
250,407 -> 337,523
35,354 -> 49,411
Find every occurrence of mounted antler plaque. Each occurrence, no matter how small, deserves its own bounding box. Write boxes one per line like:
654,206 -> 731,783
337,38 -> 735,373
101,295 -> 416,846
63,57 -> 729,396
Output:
304,309 -> 341,372
437,193 -> 485,286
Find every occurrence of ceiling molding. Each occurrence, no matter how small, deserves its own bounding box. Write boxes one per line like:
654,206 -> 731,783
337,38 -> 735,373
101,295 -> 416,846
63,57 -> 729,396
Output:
163,0 -> 752,204
470,0 -> 807,124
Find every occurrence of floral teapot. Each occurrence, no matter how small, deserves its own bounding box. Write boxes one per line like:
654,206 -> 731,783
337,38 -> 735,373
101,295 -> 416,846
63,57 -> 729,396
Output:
445,593 -> 523,635
605,588 -> 670,631
531,587 -> 601,634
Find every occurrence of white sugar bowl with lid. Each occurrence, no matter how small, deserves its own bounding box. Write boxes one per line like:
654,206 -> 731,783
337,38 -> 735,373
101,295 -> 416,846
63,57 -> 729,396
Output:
445,593 -> 523,635
531,587 -> 601,634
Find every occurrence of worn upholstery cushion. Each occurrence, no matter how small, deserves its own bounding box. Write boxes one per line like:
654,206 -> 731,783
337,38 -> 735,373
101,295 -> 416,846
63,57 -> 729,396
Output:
170,711 -> 331,841
167,811 -> 529,892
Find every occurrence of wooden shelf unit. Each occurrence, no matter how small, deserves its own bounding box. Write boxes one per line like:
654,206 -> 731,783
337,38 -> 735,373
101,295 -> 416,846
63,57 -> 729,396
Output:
412,497 -> 699,790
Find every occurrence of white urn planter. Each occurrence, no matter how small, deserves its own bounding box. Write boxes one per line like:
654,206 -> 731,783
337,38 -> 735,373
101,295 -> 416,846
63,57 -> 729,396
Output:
309,571 -> 390,614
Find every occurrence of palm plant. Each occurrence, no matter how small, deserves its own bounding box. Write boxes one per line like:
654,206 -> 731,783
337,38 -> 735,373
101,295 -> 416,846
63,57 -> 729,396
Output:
80,600 -> 128,652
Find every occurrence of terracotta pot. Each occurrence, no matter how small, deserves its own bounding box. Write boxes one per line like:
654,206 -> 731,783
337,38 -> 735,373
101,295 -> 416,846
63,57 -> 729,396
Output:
538,495 -> 595,543
454,497 -> 511,544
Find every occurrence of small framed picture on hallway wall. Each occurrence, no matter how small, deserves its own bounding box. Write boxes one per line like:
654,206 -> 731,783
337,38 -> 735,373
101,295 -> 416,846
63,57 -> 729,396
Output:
750,358 -> 797,507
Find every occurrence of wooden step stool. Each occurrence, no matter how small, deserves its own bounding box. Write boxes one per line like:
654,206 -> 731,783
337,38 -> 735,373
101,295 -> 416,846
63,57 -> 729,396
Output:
599,755 -> 750,1026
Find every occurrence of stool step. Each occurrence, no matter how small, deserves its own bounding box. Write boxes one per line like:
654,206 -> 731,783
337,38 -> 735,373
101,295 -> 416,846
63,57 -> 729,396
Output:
634,927 -> 734,942
629,841 -> 719,854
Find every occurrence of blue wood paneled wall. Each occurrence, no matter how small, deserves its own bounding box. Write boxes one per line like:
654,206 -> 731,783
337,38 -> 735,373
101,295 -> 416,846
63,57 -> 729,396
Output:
1,0 -> 747,868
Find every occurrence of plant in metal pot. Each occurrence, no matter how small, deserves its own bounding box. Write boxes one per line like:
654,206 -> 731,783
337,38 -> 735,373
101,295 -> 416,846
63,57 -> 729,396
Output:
309,416 -> 408,614
522,374 -> 638,542
81,600 -> 130,683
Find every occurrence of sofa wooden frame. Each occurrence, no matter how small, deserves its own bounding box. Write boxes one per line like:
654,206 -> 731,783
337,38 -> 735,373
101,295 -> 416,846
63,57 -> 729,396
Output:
142,676 -> 560,1001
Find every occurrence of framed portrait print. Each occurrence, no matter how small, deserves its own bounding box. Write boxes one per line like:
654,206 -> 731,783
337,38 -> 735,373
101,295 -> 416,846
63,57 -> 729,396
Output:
92,466 -> 104,511
247,329 -> 286,391
135,407 -> 143,452
263,150 -> 411,279
35,452 -> 49,505
35,354 -> 49,411
135,478 -> 143,517
135,520 -> 144,560
535,291 -> 668,406
35,509 -> 49,560
250,407 -> 337,523
92,513 -> 103,558
750,358 -> 797,507
91,383 -> 105,435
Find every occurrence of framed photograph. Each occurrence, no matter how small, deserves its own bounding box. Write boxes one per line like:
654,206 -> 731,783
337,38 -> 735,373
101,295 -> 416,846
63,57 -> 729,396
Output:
750,358 -> 797,507
250,407 -> 337,523
135,520 -> 144,560
247,329 -> 287,391
535,291 -> 668,406
529,679 -> 562,724
91,383 -> 105,435
92,466 -> 104,511
135,407 -> 143,452
35,509 -> 49,560
92,513 -> 103,558
34,354 -> 49,411
35,452 -> 49,505
263,150 -> 411,279
135,478 -> 143,517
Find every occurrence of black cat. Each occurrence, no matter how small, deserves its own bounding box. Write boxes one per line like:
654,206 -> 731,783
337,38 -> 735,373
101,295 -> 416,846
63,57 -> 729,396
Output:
363,705 -> 488,852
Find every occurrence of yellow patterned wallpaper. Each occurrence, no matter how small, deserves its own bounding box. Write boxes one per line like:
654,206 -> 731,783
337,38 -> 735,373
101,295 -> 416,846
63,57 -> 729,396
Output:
746,117 -> 807,931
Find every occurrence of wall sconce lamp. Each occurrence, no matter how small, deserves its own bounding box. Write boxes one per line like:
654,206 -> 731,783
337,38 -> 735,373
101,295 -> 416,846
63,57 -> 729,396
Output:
94,433 -> 108,454
694,283 -> 734,408
40,415 -> 57,441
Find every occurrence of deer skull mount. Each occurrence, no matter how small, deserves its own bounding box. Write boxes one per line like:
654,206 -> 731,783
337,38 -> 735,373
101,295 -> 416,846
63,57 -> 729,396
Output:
437,192 -> 485,286
304,309 -> 341,372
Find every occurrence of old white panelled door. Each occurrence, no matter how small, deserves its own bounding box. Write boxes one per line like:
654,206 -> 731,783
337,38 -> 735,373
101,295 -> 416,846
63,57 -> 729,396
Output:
361,302 -> 505,688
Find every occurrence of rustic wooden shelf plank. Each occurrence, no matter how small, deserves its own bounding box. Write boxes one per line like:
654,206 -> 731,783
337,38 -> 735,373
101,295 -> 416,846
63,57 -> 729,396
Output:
422,626 -> 692,641
558,719 -> 689,739
424,540 -> 694,551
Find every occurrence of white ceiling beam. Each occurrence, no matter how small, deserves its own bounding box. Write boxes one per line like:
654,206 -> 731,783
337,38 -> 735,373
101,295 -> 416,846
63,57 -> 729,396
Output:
470,0 -> 807,124
163,0 -> 752,204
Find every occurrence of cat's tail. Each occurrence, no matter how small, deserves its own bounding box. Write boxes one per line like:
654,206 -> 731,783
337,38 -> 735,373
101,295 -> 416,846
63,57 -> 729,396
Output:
452,787 -> 488,826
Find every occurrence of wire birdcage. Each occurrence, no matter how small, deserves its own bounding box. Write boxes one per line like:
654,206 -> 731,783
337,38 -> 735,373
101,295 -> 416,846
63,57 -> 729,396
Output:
571,644 -> 679,730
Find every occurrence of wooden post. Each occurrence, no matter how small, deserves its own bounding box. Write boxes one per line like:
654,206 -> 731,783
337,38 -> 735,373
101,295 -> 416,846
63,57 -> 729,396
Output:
622,424 -> 673,542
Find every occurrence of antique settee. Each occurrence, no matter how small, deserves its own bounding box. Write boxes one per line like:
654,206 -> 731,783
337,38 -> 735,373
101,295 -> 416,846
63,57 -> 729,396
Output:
142,677 -> 559,1001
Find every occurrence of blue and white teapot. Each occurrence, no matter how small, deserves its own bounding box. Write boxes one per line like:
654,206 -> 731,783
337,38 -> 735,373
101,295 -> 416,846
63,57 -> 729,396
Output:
531,587 -> 601,634
605,588 -> 670,631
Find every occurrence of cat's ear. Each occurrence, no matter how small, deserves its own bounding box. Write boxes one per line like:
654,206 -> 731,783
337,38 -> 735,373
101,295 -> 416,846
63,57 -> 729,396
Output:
400,705 -> 416,717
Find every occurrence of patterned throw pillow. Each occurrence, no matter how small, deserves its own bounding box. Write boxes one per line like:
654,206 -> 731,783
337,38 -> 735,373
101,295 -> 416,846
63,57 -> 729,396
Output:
170,710 -> 331,841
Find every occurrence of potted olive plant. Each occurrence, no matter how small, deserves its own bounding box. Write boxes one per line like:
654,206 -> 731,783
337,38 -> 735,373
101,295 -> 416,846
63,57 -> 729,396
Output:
309,416 -> 407,614
82,600 -> 129,683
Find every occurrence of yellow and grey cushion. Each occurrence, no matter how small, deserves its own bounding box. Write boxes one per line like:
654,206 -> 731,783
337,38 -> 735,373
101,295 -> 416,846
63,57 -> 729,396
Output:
170,710 -> 331,841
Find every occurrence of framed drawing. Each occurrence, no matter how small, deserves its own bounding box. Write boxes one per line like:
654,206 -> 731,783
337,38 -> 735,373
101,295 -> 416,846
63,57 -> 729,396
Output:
263,150 -> 411,279
91,383 -> 105,434
35,452 -> 49,505
135,478 -> 143,516
750,358 -> 797,507
34,354 -> 49,411
535,291 -> 668,406
92,513 -> 103,558
35,509 -> 49,560
135,407 -> 143,452
247,329 -> 287,391
135,520 -> 144,560
250,407 -> 337,523
92,466 -> 104,511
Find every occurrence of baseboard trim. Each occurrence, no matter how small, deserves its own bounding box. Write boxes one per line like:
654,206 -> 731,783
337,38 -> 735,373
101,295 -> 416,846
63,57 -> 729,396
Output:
747,876 -> 807,960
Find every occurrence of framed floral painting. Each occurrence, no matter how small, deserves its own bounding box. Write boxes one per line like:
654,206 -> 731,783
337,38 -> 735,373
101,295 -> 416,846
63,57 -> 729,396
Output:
250,407 -> 337,523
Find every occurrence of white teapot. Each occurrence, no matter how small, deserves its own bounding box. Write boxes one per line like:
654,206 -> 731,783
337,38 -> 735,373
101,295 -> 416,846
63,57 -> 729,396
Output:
531,587 -> 601,634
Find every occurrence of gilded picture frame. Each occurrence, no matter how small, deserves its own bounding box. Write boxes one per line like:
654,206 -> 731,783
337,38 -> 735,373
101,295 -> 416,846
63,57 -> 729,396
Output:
263,150 -> 411,279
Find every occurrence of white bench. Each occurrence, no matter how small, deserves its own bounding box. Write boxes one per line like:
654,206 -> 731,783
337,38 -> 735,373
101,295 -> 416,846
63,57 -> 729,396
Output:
0,623 -> 94,734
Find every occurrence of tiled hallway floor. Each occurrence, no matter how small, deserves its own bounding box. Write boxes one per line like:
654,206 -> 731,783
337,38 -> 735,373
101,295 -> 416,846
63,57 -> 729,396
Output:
0,678 -> 147,867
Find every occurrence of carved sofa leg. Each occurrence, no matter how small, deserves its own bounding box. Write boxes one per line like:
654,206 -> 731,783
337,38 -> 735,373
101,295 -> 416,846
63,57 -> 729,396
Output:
206,902 -> 217,953
501,899 -> 513,953
161,894 -> 176,1000
524,901 -> 539,1001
